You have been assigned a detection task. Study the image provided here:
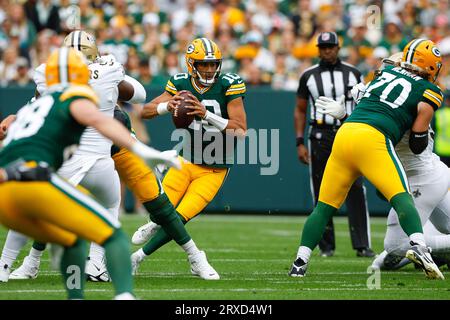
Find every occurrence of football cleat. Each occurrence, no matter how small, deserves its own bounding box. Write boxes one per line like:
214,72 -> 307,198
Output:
288,257 -> 308,277
0,264 -> 11,283
114,292 -> 136,300
383,252 -> 410,270
188,251 -> 220,280
406,242 -> 445,280
9,256 -> 39,280
131,251 -> 144,276
85,257 -> 110,282
131,222 -> 161,245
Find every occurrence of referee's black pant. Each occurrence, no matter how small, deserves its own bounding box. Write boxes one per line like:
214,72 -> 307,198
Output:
308,124 -> 371,252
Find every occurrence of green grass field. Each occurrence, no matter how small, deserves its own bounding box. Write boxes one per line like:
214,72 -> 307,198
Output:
0,214 -> 449,300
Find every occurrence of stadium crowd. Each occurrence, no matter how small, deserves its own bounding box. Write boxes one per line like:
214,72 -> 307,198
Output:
0,0 -> 448,93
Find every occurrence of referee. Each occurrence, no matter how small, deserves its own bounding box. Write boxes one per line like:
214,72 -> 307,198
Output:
294,31 -> 374,257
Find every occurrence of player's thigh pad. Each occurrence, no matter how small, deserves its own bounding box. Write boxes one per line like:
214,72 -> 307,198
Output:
175,164 -> 229,221
0,177 -> 118,246
346,123 -> 409,202
162,157 -> 193,208
113,148 -> 161,202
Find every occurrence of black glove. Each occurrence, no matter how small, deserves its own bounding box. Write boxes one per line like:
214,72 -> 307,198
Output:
4,161 -> 52,182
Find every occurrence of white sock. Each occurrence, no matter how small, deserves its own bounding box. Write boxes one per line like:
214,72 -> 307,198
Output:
296,246 -> 312,263
182,240 -> 200,256
410,233 -> 426,247
371,250 -> 388,269
0,230 -> 28,268
134,248 -> 147,261
425,234 -> 450,252
89,243 -> 105,264
28,247 -> 43,265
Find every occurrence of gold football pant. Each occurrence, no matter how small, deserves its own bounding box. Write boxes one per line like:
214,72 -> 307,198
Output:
112,147 -> 162,203
163,157 -> 229,221
0,175 -> 118,247
319,122 -> 409,208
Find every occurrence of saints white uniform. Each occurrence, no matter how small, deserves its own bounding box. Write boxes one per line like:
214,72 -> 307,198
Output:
382,130 -> 450,257
0,55 -> 127,281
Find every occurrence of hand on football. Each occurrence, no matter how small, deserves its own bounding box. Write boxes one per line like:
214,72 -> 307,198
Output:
168,91 -> 189,113
185,93 -> 206,118
315,95 -> 346,120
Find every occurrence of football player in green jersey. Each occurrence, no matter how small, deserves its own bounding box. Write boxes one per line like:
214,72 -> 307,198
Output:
289,38 -> 445,280
131,38 -> 247,279
0,47 -> 180,298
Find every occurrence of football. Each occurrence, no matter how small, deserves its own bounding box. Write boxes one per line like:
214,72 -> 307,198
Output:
172,91 -> 195,129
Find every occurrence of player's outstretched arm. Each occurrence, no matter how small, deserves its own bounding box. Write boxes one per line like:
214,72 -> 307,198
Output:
70,99 -> 180,169
118,75 -> 146,104
294,97 -> 309,164
0,114 -> 17,140
141,91 -> 187,119
409,101 -> 435,154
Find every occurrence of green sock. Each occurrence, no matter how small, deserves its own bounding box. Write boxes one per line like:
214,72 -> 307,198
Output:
390,192 -> 423,236
143,213 -> 188,256
103,229 -> 133,295
32,241 -> 46,251
143,194 -> 191,246
60,238 -> 87,300
300,201 -> 337,249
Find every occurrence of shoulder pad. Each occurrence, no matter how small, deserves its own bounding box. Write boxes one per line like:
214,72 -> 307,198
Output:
60,84 -> 99,105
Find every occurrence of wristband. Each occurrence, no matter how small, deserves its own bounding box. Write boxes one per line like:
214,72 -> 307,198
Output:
157,102 -> 169,115
296,137 -> 304,146
204,110 -> 229,131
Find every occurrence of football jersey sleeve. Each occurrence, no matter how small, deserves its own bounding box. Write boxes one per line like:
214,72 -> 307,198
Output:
165,74 -> 186,95
33,63 -> 47,95
222,73 -> 246,103
89,54 -> 125,87
421,84 -> 444,111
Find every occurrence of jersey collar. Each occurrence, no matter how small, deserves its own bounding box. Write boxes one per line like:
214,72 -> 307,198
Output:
191,77 -> 212,95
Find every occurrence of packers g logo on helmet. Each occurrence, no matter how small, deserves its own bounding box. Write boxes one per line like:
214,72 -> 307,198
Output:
185,38 -> 222,87
63,30 -> 99,63
402,38 -> 443,82
45,47 -> 90,86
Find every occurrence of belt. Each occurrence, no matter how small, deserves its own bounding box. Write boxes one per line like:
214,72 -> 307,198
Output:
309,121 -> 340,130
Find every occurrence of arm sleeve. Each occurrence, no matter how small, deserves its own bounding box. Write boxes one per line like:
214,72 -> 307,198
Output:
296,73 -> 309,99
224,73 -> 246,103
123,75 -> 146,104
421,87 -> 444,111
165,75 -> 179,96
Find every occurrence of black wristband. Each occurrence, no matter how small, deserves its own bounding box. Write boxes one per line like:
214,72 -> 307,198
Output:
409,130 -> 428,154
296,137 -> 304,146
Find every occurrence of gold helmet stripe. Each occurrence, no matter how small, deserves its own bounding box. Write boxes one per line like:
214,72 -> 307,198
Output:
406,38 -> 426,63
58,47 -> 69,85
201,37 -> 213,56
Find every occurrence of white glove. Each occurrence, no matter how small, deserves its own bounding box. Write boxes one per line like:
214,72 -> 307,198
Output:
315,95 -> 346,120
131,141 -> 181,170
155,150 -> 179,173
350,82 -> 367,104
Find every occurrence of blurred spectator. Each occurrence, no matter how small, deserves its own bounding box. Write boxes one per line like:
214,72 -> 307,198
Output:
136,58 -> 166,87
378,16 -> 410,54
8,56 -> 33,87
24,0 -> 60,33
160,50 -> 182,78
171,0 -> 213,39
291,0 -> 316,39
271,50 -> 298,91
235,30 -> 275,73
212,0 -> 246,36
79,0 -> 101,31
216,24 -> 238,74
0,46 -> 18,86
342,18 -> 373,65
100,16 -> 136,65
361,46 -> 389,82
8,2 -> 36,59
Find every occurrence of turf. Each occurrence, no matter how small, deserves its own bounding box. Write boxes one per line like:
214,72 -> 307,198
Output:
0,214 -> 449,300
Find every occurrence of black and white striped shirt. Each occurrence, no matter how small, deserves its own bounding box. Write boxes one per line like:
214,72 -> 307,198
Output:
297,59 -> 364,126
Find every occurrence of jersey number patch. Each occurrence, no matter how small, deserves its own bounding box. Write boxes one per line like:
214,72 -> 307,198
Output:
3,95 -> 54,146
189,99 -> 222,132
363,73 -> 412,109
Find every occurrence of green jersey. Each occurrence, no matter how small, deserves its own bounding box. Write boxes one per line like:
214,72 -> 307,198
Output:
111,106 -> 136,156
0,85 -> 99,170
347,65 -> 443,145
165,72 -> 246,167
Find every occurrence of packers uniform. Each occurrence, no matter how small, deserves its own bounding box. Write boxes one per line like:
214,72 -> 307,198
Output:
111,106 -> 163,203
163,71 -> 245,220
0,83 -> 120,247
320,64 -> 443,208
